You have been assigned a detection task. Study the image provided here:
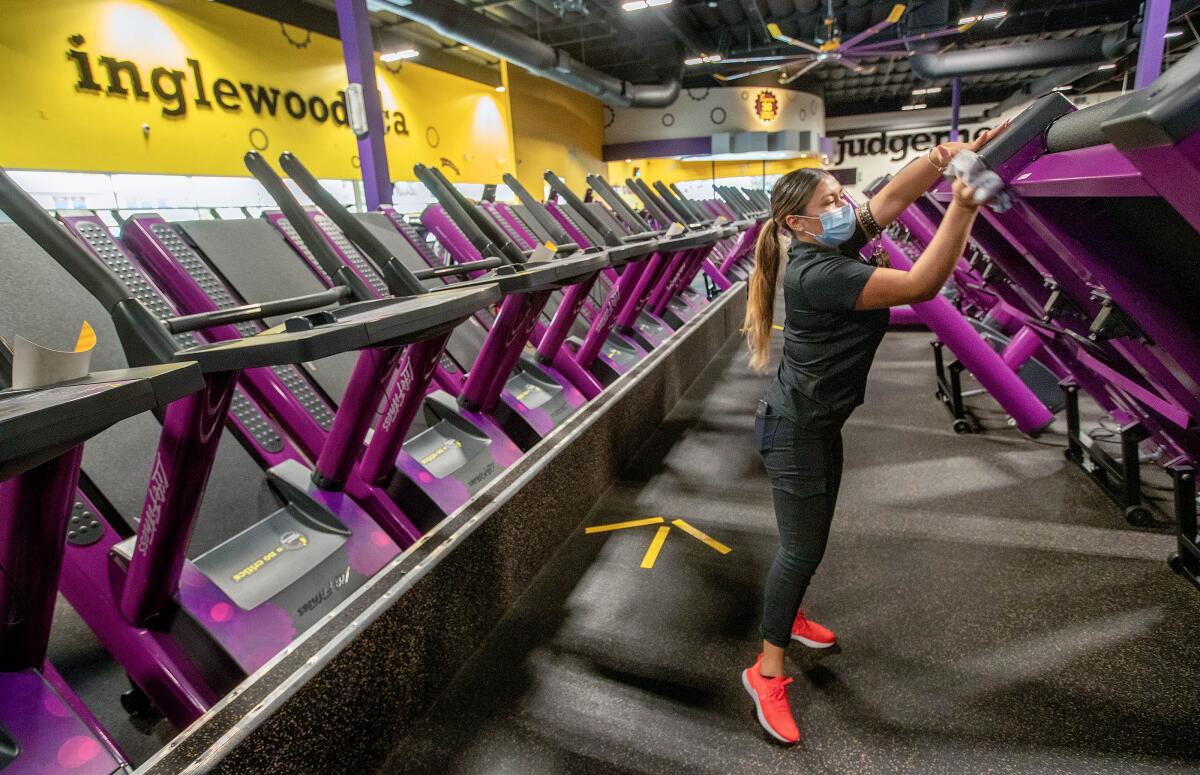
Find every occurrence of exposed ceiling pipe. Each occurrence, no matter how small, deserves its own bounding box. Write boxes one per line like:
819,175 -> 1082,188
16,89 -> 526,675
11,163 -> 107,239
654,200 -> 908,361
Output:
910,28 -> 1136,80
374,0 -> 681,107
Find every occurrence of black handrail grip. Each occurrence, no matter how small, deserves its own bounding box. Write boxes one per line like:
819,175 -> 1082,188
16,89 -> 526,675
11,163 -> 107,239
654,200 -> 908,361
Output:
243,151 -> 374,302
277,152 -> 425,297
166,286 -> 350,333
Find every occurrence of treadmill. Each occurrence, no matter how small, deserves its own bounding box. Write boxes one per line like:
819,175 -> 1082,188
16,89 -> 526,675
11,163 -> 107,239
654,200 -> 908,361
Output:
0,167 -> 495,728
1,344 -> 202,775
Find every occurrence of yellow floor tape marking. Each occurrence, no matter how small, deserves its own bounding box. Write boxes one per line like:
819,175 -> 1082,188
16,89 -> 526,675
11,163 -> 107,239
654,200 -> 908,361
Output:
641,526 -> 671,569
772,324 -> 784,331
584,516 -> 665,534
672,519 -> 732,555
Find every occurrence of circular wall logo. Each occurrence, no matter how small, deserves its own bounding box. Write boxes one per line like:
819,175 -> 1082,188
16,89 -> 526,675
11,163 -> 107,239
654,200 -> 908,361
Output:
754,90 -> 780,124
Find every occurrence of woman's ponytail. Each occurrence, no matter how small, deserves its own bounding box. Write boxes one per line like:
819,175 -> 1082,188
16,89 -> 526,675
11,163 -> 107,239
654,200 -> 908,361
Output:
742,168 -> 827,373
744,225 -> 783,372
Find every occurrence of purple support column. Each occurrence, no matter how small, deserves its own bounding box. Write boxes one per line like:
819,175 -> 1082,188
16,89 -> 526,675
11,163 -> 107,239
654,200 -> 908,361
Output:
950,77 -> 962,142
335,0 -> 393,210
1135,0 -> 1171,88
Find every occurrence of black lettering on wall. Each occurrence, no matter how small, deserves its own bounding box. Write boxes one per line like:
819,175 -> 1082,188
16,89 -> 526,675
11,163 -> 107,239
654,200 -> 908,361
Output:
393,111 -> 408,136
911,132 -> 930,152
67,47 -> 101,92
213,78 -> 242,111
98,56 -> 149,98
887,134 -> 907,160
331,91 -> 348,126
283,91 -> 306,119
187,58 -> 211,108
241,84 -> 281,115
308,96 -> 329,122
151,67 -> 187,117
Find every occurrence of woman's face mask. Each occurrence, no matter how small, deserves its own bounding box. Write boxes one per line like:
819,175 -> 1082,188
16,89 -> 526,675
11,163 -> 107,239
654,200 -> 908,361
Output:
787,178 -> 854,245
793,203 -> 857,247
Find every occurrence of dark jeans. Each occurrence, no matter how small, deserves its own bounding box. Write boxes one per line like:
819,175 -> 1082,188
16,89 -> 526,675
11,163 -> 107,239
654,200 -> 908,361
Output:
754,399 -> 845,648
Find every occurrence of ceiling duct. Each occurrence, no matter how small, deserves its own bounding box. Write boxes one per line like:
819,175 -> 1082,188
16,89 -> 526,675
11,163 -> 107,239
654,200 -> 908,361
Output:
373,0 -> 681,107
910,28 -> 1135,81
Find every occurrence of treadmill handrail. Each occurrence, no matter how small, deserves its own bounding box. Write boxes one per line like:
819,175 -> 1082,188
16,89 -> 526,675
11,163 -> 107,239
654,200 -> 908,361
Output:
0,168 -> 185,366
423,165 -> 528,266
652,180 -> 704,225
165,286 -> 351,334
587,174 -> 653,233
500,172 -> 577,248
277,152 -> 426,297
244,151 -> 376,303
542,171 -> 623,247
413,164 -> 517,265
413,259 -> 505,280
0,169 -> 131,314
628,178 -> 679,229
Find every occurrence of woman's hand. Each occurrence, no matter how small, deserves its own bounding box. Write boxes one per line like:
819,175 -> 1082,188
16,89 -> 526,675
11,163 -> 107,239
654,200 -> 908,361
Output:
949,178 -> 984,211
929,120 -> 1011,167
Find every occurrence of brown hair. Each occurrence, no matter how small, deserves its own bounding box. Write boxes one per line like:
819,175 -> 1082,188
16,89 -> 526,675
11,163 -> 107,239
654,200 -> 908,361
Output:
743,168 -> 828,372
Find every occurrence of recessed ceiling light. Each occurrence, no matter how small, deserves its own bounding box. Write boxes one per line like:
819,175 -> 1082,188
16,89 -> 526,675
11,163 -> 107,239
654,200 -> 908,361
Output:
982,10 -> 1007,20
1165,30 -> 1184,38
958,15 -> 980,24
1052,85 -> 1072,92
912,86 -> 942,95
901,103 -> 927,110
1097,63 -> 1117,70
495,86 -> 506,92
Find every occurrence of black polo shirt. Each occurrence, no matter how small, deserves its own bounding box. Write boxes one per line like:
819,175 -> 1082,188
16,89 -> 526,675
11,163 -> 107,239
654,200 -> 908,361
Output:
763,222 -> 889,431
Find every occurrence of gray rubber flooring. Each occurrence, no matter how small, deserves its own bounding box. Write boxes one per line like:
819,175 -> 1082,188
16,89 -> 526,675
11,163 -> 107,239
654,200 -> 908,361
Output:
382,326 -> 1200,774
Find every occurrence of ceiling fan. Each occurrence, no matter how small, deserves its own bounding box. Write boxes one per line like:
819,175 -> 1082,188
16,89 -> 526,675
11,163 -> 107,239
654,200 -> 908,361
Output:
713,1 -> 972,84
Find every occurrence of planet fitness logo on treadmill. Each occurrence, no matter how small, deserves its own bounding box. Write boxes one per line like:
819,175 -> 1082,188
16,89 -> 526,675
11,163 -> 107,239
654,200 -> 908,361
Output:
64,35 -> 410,135
137,454 -> 170,555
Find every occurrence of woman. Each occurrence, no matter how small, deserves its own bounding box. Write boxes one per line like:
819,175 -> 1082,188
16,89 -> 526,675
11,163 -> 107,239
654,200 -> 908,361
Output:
740,126 -> 1007,744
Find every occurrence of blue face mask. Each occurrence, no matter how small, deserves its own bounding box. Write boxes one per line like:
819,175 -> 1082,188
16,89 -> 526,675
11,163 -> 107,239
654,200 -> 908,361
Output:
801,203 -> 857,247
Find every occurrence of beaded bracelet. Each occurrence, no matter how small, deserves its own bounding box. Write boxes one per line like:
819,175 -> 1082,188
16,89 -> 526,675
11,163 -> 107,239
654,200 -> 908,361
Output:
858,202 -> 890,268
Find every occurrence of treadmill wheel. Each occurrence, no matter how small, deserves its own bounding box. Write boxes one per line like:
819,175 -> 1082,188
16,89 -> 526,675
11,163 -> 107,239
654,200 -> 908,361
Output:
1123,505 -> 1155,528
952,419 -> 972,435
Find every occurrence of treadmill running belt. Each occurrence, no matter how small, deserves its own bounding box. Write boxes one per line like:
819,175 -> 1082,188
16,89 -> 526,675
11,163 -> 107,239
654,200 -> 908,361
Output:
174,218 -> 360,402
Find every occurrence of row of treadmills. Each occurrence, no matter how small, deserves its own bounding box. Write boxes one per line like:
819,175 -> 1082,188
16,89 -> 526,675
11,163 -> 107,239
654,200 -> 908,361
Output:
0,152 -> 764,772
869,49 -> 1200,574
4,44 -> 1199,771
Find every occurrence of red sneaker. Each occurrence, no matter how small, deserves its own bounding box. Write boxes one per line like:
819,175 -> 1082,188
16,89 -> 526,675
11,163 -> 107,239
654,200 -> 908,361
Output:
741,654 -> 800,744
791,609 -> 836,649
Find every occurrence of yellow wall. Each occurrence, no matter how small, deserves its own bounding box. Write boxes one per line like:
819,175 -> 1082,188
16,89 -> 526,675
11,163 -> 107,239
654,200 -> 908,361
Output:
605,157 -> 821,188
0,0 -> 512,182
507,66 -> 606,197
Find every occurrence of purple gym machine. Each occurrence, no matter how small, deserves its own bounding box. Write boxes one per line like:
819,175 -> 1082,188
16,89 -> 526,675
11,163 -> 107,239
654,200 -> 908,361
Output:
0,167 -> 495,727
930,56 -> 1199,563
263,151 -> 605,448
414,165 -> 663,399
0,351 -> 201,774
865,176 -> 1068,422
118,162 -> 514,537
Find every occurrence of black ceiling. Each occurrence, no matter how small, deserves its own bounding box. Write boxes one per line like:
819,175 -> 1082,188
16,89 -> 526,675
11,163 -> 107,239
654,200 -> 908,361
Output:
276,0 -> 1197,114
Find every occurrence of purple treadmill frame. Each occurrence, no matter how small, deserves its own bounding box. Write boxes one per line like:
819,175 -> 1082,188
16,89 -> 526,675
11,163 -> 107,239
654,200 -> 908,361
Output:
265,207 -> 586,438
485,200 -> 656,394
953,146 -> 1200,434
925,137 -> 1200,461
542,200 -> 675,352
1,445 -> 128,774
53,213 -> 406,727
419,203 -> 639,399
